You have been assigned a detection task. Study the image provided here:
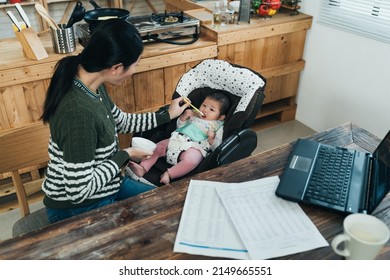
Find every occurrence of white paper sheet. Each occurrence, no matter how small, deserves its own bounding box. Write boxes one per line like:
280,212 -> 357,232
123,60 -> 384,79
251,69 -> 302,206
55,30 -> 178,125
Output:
173,177 -> 328,259
215,176 -> 329,259
173,180 -> 250,259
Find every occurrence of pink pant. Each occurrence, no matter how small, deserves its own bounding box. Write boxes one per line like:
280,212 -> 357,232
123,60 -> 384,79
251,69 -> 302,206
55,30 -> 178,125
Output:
140,139 -> 204,179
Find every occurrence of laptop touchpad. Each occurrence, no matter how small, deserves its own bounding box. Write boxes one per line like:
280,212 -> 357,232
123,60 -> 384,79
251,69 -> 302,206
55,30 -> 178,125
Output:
289,155 -> 312,172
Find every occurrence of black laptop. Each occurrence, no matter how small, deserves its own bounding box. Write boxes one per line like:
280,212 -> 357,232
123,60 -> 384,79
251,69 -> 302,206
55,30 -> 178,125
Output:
275,130 -> 390,214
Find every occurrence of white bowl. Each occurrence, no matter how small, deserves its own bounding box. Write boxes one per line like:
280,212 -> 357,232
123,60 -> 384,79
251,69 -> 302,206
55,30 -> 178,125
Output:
229,1 -> 240,13
131,137 -> 156,153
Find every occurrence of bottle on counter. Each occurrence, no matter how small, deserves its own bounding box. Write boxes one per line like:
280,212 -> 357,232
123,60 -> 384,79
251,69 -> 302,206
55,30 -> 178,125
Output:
228,10 -> 236,24
221,0 -> 228,27
212,1 -> 221,28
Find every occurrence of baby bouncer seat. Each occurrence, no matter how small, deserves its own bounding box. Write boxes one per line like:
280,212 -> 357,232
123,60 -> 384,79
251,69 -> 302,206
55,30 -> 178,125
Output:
130,59 -> 266,186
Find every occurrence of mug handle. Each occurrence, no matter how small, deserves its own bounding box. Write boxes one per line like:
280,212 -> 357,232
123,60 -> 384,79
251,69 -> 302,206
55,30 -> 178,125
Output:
331,234 -> 351,257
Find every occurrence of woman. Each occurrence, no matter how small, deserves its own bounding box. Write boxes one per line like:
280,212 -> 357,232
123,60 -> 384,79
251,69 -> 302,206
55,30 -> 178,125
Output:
40,20 -> 188,223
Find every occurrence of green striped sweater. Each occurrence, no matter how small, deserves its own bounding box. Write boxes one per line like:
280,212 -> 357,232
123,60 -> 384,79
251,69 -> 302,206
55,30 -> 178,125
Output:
42,80 -> 170,209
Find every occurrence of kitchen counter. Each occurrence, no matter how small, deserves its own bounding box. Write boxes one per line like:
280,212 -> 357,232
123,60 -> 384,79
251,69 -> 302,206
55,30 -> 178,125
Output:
0,30 -> 216,89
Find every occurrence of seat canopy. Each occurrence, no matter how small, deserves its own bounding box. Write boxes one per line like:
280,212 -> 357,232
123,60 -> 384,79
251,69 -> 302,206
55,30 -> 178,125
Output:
174,59 -> 266,139
175,59 -> 266,114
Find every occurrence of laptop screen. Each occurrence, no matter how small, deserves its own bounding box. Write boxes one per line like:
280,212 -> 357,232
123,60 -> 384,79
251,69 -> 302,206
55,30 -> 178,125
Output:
368,130 -> 390,213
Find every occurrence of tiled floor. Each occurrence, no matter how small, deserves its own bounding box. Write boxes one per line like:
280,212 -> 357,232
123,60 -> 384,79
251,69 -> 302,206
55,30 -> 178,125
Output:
253,120 -> 316,154
0,120 -> 316,242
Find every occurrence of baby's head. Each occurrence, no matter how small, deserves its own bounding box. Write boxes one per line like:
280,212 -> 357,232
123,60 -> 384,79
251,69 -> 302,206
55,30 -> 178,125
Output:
200,91 -> 231,121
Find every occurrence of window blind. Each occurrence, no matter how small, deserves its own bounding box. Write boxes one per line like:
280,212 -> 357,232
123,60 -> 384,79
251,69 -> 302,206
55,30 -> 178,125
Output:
318,0 -> 390,44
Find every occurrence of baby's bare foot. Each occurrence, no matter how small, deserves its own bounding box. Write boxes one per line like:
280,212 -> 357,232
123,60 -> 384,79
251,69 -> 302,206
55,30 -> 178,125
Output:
128,161 -> 146,177
160,171 -> 171,185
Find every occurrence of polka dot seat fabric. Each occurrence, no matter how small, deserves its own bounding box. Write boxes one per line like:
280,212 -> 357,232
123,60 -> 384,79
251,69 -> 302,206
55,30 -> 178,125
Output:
176,59 -> 265,114
174,59 -> 266,139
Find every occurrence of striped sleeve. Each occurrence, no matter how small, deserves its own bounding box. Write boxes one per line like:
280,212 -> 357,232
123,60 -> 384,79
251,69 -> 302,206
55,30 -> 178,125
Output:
112,105 -> 170,134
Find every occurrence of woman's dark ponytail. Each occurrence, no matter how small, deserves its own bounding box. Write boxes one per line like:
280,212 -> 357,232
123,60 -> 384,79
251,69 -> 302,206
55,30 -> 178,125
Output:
41,55 -> 80,123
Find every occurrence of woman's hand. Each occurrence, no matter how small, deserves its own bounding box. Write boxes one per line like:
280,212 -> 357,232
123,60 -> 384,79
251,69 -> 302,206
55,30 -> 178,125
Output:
124,147 -> 153,162
167,97 -> 189,119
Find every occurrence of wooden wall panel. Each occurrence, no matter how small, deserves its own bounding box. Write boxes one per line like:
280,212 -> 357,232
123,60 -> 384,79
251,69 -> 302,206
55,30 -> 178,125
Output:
263,73 -> 299,104
163,64 -> 187,103
164,0 -> 201,12
0,79 -> 48,130
218,32 -> 307,70
262,36 -> 287,68
162,61 -> 204,103
137,45 -> 216,73
106,77 -> 136,113
282,30 -> 308,63
133,69 -> 165,111
282,72 -> 300,100
4,86 -> 30,129
23,81 -> 47,123
0,87 -> 10,130
246,39 -> 266,71
185,60 -> 202,71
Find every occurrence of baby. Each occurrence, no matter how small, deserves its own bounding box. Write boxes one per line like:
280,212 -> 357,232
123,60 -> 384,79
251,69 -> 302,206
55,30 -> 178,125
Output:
129,91 -> 231,184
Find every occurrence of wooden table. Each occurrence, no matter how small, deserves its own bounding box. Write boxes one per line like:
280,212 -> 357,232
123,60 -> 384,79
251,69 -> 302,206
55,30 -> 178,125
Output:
0,122 -> 389,259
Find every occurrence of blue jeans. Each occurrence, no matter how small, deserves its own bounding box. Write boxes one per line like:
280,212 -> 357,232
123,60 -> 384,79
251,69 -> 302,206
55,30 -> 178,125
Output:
46,177 -> 155,223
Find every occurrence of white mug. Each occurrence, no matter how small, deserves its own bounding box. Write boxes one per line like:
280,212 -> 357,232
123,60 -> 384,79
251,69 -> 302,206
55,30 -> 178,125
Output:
331,213 -> 390,260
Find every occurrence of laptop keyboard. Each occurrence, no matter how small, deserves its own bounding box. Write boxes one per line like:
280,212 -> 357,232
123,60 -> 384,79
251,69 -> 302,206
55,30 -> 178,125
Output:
304,145 -> 354,207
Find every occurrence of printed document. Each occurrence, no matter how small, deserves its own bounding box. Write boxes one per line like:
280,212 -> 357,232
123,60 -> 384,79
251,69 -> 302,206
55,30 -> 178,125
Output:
174,176 -> 328,259
173,179 -> 250,259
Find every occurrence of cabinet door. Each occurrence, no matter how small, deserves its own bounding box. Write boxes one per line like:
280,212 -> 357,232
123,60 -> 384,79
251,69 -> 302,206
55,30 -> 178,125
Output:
133,69 -> 165,112
0,80 -> 48,130
105,76 -> 136,113
108,61 -> 203,115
